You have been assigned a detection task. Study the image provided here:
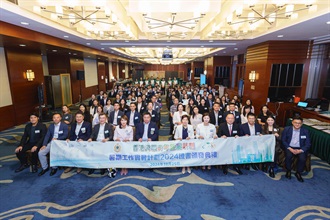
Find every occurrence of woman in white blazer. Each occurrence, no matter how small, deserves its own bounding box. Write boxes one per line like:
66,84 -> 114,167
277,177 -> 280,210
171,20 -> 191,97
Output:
174,115 -> 194,174
172,104 -> 188,133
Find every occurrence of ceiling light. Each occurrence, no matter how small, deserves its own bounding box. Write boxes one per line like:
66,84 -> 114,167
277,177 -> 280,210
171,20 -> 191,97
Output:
223,51 -> 226,53
201,45 -> 204,47
125,40 -> 130,42
20,22 -> 29,25
19,44 -> 26,47
234,48 -> 238,50
277,35 -> 284,38
327,21 -> 330,25
64,35 -> 69,38
101,48 -> 105,50
86,43 -> 91,45
209,40 -> 213,42
52,50 -> 57,52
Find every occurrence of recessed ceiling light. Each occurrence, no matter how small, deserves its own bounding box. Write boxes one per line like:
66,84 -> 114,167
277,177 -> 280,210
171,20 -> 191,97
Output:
223,51 -> 226,53
125,40 -> 129,42
209,40 -> 213,42
167,40 -> 171,42
201,45 -> 204,47
86,43 -> 91,45
52,50 -> 57,52
277,35 -> 284,38
88,56 -> 91,58
132,46 -> 135,47
215,54 -> 218,55
234,48 -> 238,50
101,48 -> 104,50
64,35 -> 69,38
73,53 -> 77,55
68,52 -> 71,55
19,44 -> 26,47
327,21 -> 330,24
20,22 -> 29,25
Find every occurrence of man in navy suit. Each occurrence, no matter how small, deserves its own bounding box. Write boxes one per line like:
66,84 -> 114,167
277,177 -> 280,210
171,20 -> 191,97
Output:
218,113 -> 242,175
224,103 -> 241,124
136,112 -> 159,142
145,102 -> 159,123
126,103 -> 141,127
282,117 -> 311,182
109,102 -> 124,126
240,112 -> 262,171
65,111 -> 92,174
99,93 -> 109,107
38,113 -> 69,176
209,102 -> 224,127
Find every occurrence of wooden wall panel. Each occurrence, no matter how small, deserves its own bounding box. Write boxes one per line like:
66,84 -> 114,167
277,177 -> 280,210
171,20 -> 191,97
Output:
47,54 -> 70,75
5,48 -> 45,125
118,63 -> 125,79
0,105 -> 15,130
97,61 -> 106,92
111,62 -> 118,80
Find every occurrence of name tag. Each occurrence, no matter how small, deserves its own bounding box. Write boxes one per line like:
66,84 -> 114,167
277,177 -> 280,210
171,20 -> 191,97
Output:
35,130 -> 40,133
274,128 -> 278,132
156,106 -> 159,108
210,129 -> 214,132
152,114 -> 155,117
256,132 -> 260,135
301,135 -> 306,139
219,115 -> 222,118
135,117 -> 139,119
65,116 -> 69,119
236,116 -> 239,118
233,130 -> 237,134
118,116 -> 121,118
105,130 -> 109,134
58,130 -> 63,134
151,128 -> 155,131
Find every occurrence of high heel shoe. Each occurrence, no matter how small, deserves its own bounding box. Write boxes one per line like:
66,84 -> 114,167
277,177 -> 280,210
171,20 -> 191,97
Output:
269,168 -> 275,178
187,167 -> 191,173
182,167 -> 186,174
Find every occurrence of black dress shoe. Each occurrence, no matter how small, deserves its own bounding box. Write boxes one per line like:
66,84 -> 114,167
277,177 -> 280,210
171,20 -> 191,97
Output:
100,169 -> 106,175
38,167 -> 49,176
32,165 -> 38,173
295,172 -> 304,182
251,164 -> 259,171
244,165 -> 250,170
234,167 -> 243,175
269,168 -> 275,178
88,169 -> 95,175
262,164 -> 268,173
50,168 -> 58,176
223,166 -> 228,175
285,171 -> 291,179
15,164 -> 29,173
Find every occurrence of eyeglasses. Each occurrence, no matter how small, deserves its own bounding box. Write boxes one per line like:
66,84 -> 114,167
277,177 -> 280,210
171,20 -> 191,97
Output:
292,122 -> 302,125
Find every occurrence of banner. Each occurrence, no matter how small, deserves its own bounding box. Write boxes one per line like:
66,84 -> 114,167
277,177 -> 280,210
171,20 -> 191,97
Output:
50,135 -> 275,169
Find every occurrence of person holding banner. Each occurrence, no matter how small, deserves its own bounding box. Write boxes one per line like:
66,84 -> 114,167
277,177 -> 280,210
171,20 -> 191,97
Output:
64,111 -> 92,174
88,113 -> 113,176
196,113 -> 218,171
136,112 -> 159,142
217,113 -> 242,175
174,115 -> 195,174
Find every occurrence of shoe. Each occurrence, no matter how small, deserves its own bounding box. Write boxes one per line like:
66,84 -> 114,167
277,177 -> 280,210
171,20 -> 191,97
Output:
31,165 -> 38,173
223,166 -> 228,175
182,167 -> 186,174
76,168 -> 83,174
15,164 -> 29,173
285,171 -> 291,179
139,169 -> 145,172
38,167 -> 49,176
251,164 -> 259,171
207,166 -> 211,170
295,172 -> 304,182
187,167 -> 191,174
100,169 -> 106,175
244,165 -> 250,170
201,166 -> 206,172
64,167 -> 72,173
234,167 -> 243,175
88,169 -> 94,175
50,168 -> 58,176
262,164 -> 268,173
269,168 -> 275,178
107,168 -> 117,178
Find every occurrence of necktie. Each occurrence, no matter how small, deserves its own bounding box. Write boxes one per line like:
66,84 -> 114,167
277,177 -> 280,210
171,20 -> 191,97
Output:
229,125 -> 232,135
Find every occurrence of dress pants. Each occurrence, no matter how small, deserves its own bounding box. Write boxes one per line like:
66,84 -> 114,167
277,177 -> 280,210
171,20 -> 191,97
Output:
38,143 -> 57,170
16,142 -> 38,165
285,148 -> 307,173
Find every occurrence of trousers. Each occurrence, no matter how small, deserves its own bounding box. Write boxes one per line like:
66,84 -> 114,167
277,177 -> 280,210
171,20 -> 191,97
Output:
38,143 -> 57,170
16,142 -> 38,165
285,148 -> 307,173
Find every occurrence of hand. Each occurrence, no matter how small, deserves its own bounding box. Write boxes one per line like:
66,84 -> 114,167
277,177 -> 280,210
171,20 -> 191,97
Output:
274,133 -> 279,137
148,138 -> 152,142
234,135 -> 239,138
115,138 -> 120,141
102,139 -> 108,143
77,139 -> 83,142
221,135 -> 227,138
213,135 -> 218,139
15,146 -> 23,153
66,139 -> 70,142
199,136 -> 204,139
52,138 -> 57,140
245,134 -> 250,136
88,138 -> 92,142
177,138 -> 182,140
186,137 -> 190,140
138,138 -> 142,142
31,146 -> 38,152
39,146 -> 46,151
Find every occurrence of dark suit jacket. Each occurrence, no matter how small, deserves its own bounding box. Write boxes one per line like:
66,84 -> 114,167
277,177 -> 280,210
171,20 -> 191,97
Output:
69,121 -> 92,141
240,123 -> 262,136
136,102 -> 146,115
281,126 -> 311,152
209,110 -> 224,126
99,98 -> 109,107
224,111 -> 241,124
19,122 -> 47,149
42,122 -> 68,145
144,110 -> 159,122
126,111 -> 141,127
135,121 -> 159,141
90,123 -> 113,141
217,122 -> 240,137
109,110 -> 124,125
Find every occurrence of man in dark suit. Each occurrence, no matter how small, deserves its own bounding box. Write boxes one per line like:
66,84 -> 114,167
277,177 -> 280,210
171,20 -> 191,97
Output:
218,113 -> 242,175
224,103 -> 241,124
145,102 -> 159,123
206,93 -> 214,110
99,93 -> 109,107
15,113 -> 47,173
38,113 -> 69,176
87,113 -> 113,175
126,103 -> 141,127
88,94 -> 97,107
282,117 -> 311,182
136,112 -> 159,142
136,96 -> 146,115
109,102 -> 124,126
209,102 -> 224,127
65,111 -> 92,174
240,112 -> 262,171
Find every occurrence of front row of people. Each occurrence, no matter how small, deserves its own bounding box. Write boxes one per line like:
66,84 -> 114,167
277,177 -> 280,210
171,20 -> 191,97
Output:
15,111 -> 310,182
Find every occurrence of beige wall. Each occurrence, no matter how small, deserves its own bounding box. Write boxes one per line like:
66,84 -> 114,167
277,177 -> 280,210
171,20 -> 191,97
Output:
0,47 -> 13,107
84,58 -> 98,87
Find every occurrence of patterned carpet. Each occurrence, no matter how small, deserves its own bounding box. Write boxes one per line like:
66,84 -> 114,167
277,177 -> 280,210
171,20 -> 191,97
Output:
0,101 -> 330,219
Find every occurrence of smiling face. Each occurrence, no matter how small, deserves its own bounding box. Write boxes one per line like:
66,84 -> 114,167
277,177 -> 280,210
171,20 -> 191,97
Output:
292,119 -> 303,130
29,115 -> 38,125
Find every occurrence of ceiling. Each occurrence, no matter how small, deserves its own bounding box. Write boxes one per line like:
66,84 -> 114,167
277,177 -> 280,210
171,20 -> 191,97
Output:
0,0 -> 329,64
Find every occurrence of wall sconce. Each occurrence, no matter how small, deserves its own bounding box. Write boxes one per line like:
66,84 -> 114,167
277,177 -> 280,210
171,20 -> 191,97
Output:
248,71 -> 259,82
190,70 -> 193,74
26,70 -> 35,81
122,69 -> 126,73
204,70 -> 207,75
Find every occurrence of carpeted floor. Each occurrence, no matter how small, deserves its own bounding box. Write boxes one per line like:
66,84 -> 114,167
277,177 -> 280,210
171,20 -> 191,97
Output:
0,100 -> 330,219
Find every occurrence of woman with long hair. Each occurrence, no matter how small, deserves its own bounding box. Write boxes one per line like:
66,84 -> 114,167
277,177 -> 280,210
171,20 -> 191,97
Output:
79,103 -> 91,123
257,105 -> 272,126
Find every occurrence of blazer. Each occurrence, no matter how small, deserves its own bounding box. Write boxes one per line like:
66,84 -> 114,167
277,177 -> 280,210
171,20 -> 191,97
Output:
136,102 -> 146,115
19,122 -> 47,149
198,105 -> 209,114
99,98 -> 109,107
90,123 -> 113,141
281,126 -> 311,152
172,111 -> 188,125
217,122 -> 240,137
152,102 -> 161,114
209,110 -> 224,126
145,110 -> 159,123
42,122 -> 69,146
174,124 -> 195,140
240,123 -> 262,136
109,110 -> 124,125
69,121 -> 92,141
224,111 -> 241,125
135,121 -> 159,141
126,111 -> 141,127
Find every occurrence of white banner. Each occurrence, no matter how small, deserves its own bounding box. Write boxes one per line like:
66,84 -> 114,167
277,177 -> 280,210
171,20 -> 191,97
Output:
50,135 -> 275,168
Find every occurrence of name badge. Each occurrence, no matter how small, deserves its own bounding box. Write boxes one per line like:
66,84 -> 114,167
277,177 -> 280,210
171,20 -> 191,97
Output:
236,116 -> 239,118
35,130 -> 40,133
274,128 -> 278,132
135,117 -> 139,119
105,130 -> 109,134
301,135 -> 306,139
118,116 -> 121,118
210,129 -> 214,132
58,130 -> 63,134
152,114 -> 155,117
156,106 -> 159,108
151,128 -> 155,131
233,130 -> 237,134
256,132 -> 260,135
219,115 -> 222,118
65,116 -> 68,119
81,127 -> 86,133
